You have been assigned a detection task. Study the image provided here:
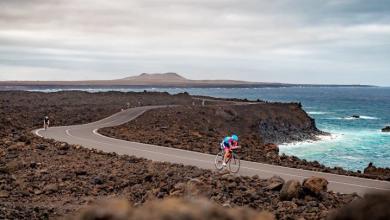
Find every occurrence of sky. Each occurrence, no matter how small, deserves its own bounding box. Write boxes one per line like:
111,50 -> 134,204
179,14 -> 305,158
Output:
0,0 -> 389,85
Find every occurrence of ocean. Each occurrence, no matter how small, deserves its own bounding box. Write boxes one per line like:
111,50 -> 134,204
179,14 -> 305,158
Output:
25,86 -> 390,171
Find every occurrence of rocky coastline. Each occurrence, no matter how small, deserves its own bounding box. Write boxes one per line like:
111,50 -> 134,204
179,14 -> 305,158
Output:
100,104 -> 390,180
0,91 -> 388,219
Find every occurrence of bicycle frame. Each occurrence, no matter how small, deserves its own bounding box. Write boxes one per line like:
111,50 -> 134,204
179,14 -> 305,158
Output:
215,148 -> 240,173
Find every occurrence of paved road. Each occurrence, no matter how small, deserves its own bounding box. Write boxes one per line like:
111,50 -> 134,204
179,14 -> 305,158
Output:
34,106 -> 390,196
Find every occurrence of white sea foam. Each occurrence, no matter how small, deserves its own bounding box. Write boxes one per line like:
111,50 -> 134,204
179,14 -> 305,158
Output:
339,155 -> 361,161
307,111 -> 331,115
327,115 -> 379,120
359,115 -> 379,120
344,115 -> 379,120
279,133 -> 342,149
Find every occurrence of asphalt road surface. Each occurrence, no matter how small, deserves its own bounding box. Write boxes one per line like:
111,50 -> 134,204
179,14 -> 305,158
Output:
34,106 -> 390,196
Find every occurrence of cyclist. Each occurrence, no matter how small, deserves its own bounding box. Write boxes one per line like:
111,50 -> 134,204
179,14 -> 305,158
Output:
43,116 -> 50,130
221,134 -> 239,167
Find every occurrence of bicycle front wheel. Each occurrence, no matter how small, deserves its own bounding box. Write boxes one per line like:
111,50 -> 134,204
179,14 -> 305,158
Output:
228,153 -> 240,173
214,151 -> 224,170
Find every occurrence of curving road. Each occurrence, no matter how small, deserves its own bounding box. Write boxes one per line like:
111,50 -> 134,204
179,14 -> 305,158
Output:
34,106 -> 390,196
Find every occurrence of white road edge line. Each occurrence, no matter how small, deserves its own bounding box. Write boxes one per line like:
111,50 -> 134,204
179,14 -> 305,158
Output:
35,129 -> 44,138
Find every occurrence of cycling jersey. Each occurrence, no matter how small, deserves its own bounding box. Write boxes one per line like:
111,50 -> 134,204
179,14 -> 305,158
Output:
222,136 -> 236,148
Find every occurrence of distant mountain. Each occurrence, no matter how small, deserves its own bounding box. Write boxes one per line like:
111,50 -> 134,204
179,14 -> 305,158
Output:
116,73 -> 256,85
119,72 -> 189,82
0,72 -> 375,88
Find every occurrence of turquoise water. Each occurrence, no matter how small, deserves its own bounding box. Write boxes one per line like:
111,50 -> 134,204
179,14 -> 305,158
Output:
27,86 -> 390,171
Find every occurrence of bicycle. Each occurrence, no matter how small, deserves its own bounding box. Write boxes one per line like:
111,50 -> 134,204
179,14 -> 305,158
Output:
214,146 -> 240,173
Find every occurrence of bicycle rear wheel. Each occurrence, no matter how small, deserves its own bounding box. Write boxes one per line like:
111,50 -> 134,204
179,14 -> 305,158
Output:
214,150 -> 224,170
228,153 -> 240,173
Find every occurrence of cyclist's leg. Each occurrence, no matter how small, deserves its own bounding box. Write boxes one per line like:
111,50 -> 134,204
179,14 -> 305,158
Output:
223,148 -> 229,165
224,147 -> 232,162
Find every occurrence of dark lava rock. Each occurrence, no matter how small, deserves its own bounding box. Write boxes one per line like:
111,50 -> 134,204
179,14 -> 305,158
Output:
58,143 -> 70,150
303,177 -> 328,195
352,115 -> 360,119
36,144 -> 48,150
92,176 -> 104,185
265,176 -> 285,191
75,170 -> 88,176
382,126 -> 390,132
29,161 -> 38,169
280,180 -> 302,201
0,166 -> 10,174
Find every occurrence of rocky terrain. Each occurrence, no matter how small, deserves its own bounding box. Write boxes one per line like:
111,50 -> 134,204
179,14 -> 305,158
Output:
100,105 -> 390,180
101,103 -> 322,151
0,90 -> 195,132
1,131 -> 359,220
0,91 -> 387,220
382,126 -> 390,132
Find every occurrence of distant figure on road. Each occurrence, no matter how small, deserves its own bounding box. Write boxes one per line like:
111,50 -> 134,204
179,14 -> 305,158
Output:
126,102 -> 130,109
43,116 -> 50,130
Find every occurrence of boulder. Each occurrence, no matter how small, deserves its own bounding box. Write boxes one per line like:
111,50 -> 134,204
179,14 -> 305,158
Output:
265,176 -> 285,191
59,143 -> 70,150
382,126 -> 390,132
280,180 -> 302,201
303,177 -> 328,195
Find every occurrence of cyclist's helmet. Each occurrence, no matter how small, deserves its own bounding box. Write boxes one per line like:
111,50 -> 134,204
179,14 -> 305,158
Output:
45,116 -> 49,119
232,134 -> 239,142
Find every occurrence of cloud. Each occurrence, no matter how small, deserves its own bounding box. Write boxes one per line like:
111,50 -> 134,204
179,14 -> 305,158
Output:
0,0 -> 389,85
